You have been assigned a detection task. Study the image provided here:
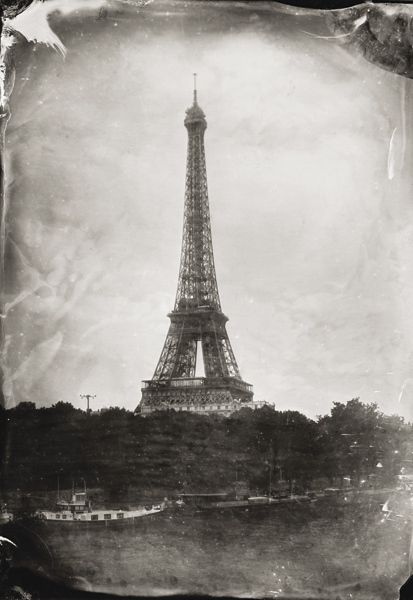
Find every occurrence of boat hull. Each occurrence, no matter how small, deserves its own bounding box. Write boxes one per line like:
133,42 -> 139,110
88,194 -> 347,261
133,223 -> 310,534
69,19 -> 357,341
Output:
21,508 -> 164,529
25,515 -> 159,528
193,495 -> 312,512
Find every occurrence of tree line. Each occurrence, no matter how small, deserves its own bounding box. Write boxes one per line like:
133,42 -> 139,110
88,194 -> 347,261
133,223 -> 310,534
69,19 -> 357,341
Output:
0,398 -> 410,505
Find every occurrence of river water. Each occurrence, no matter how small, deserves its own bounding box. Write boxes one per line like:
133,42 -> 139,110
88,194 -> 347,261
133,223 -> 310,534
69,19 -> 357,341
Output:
7,495 -> 412,599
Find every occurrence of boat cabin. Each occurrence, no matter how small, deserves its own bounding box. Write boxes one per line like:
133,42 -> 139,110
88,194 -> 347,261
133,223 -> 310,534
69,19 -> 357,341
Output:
56,492 -> 91,514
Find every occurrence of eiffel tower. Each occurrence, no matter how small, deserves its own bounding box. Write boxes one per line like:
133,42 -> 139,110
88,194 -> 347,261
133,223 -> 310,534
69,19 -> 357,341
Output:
139,80 -> 253,415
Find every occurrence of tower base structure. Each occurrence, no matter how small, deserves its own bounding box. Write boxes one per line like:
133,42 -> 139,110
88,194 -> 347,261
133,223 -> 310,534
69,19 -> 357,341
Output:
138,376 -> 264,417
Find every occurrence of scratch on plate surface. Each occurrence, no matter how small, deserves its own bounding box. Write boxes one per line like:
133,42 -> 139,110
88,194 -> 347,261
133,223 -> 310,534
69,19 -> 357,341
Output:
0,536 -> 17,547
387,127 -> 397,181
3,0 -> 109,57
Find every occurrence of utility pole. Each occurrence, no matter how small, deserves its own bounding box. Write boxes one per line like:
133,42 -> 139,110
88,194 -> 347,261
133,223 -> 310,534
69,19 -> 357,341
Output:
269,440 -> 273,502
80,394 -> 96,414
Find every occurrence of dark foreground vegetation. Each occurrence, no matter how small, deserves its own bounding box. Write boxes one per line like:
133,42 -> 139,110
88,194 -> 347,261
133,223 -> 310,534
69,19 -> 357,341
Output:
0,398 -> 411,505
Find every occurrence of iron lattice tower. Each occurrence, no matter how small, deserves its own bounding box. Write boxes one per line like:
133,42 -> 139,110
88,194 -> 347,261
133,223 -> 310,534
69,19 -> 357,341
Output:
140,84 -> 253,411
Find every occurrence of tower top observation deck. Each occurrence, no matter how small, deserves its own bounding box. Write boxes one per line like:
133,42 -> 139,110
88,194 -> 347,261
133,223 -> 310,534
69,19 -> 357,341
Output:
184,73 -> 207,127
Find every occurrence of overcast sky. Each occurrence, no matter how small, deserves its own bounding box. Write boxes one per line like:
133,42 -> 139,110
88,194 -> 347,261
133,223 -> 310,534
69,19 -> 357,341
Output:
5,1 -> 413,420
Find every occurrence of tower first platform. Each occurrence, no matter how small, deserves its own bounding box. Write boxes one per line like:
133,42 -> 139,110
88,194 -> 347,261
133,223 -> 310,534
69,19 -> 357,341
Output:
138,84 -> 256,416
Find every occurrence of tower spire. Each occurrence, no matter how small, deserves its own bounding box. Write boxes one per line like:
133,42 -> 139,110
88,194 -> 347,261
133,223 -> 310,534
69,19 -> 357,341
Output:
193,73 -> 197,105
139,87 -> 253,416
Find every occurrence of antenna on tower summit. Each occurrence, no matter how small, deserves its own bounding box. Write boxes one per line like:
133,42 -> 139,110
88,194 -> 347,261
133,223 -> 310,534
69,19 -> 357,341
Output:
193,73 -> 197,104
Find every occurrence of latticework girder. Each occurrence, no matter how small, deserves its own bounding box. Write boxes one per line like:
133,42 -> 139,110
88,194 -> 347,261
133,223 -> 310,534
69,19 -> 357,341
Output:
152,310 -> 242,381
140,89 -> 253,410
175,103 -> 221,312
